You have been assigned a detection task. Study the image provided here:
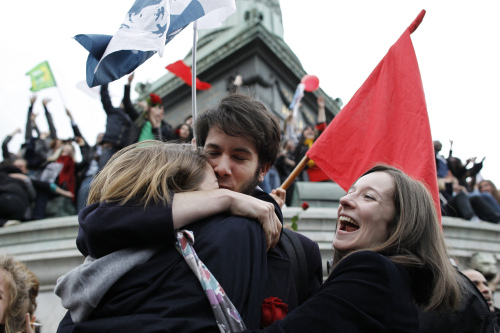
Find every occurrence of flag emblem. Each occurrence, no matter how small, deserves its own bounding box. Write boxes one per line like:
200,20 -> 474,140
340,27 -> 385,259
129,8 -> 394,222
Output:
26,61 -> 57,92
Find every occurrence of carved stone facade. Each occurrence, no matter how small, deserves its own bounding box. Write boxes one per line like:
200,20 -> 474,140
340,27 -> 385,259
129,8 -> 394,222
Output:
136,0 -> 342,133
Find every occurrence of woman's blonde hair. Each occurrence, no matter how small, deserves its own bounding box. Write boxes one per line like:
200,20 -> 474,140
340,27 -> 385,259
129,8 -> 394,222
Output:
0,256 -> 39,333
334,165 -> 462,312
87,141 -> 208,207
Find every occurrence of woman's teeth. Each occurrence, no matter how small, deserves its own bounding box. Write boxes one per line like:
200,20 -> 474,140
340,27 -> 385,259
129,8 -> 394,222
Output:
339,216 -> 360,232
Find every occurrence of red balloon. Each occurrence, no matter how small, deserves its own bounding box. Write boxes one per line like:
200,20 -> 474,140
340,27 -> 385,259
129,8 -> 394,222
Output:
301,75 -> 320,92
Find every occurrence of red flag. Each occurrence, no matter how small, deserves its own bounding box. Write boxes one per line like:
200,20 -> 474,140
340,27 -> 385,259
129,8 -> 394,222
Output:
166,60 -> 212,90
306,10 -> 441,220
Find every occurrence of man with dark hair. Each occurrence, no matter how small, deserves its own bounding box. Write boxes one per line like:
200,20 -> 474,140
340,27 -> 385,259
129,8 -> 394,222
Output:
195,94 -> 281,195
195,93 -> 323,317
71,93 -> 322,329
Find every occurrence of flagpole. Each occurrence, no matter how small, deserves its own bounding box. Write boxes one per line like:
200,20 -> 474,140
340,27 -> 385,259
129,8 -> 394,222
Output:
191,20 -> 198,139
280,156 -> 310,190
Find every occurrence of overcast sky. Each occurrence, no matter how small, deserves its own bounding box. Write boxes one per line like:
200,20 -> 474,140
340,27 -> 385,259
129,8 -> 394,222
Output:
1,1 -> 499,185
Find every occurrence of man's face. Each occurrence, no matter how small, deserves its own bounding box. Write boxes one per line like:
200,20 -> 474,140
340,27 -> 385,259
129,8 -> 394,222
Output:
463,270 -> 494,312
204,127 -> 268,195
13,159 -> 28,174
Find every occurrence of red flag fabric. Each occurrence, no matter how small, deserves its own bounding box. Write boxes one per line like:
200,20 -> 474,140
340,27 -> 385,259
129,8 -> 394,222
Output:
166,60 -> 212,90
306,10 -> 441,220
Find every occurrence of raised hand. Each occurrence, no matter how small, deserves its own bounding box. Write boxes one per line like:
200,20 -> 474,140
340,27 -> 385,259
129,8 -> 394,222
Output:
127,72 -> 135,85
317,95 -> 325,109
42,98 -> 51,106
30,112 -> 38,123
30,95 -> 36,105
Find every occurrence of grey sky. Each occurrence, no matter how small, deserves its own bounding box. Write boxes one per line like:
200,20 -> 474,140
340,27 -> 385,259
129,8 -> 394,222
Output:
2,1 -> 499,185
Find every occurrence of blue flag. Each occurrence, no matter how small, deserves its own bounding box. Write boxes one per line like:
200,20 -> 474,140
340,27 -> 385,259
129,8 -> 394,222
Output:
76,0 -> 235,87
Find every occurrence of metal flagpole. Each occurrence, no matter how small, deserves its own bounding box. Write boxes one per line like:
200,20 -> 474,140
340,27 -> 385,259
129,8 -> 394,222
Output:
191,20 -> 198,139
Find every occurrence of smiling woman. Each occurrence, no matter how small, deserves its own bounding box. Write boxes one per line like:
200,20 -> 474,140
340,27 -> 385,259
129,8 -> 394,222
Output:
333,165 -> 463,311
244,164 -> 463,333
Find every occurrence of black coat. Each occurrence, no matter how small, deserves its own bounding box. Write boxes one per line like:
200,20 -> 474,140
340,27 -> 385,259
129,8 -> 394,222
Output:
69,190 -> 322,328
247,251 -> 419,333
58,200 -> 268,332
418,271 -> 496,333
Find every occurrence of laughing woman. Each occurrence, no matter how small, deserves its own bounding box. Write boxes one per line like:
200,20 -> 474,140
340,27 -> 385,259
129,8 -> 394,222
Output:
246,165 -> 462,333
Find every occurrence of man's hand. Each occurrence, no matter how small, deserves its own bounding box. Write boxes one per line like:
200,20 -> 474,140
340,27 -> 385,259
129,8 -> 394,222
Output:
30,95 -> 36,106
75,136 -> 85,146
137,100 -> 148,111
149,106 -> 164,128
270,187 -> 286,209
55,187 -> 74,199
228,191 -> 282,250
11,128 -> 22,136
127,72 -> 135,85
42,98 -> 51,106
65,108 -> 73,120
317,95 -> 325,109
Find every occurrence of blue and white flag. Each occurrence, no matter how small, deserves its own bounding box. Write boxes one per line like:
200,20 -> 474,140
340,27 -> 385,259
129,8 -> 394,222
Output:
76,0 -> 236,87
289,83 -> 305,118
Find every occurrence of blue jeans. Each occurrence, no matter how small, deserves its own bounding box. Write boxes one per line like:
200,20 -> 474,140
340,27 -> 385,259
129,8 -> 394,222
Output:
260,167 -> 281,194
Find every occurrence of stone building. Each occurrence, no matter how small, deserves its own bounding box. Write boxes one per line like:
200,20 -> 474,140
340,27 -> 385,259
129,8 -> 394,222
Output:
136,0 -> 342,131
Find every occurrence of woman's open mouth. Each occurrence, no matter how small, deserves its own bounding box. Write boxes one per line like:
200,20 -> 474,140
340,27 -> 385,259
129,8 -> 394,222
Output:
338,216 -> 360,232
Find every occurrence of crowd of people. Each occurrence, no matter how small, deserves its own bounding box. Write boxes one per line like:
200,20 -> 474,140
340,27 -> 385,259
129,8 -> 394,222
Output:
434,139 -> 500,224
0,74 -> 194,226
1,76 -> 500,331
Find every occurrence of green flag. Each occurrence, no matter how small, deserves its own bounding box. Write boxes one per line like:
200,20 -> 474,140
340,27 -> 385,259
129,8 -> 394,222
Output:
26,61 -> 57,92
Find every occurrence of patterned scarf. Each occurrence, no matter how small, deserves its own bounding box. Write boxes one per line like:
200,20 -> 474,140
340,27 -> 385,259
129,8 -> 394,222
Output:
175,230 -> 246,333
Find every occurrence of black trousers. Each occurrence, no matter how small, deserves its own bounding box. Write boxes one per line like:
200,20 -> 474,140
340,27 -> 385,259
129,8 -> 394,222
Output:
444,192 -> 500,223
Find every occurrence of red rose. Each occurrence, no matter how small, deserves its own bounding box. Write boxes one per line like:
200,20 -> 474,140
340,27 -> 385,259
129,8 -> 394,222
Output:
261,296 -> 288,327
301,202 -> 310,210
149,93 -> 162,106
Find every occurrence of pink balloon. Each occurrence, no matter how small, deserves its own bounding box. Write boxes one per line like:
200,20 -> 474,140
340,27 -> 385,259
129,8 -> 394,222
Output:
301,75 -> 320,92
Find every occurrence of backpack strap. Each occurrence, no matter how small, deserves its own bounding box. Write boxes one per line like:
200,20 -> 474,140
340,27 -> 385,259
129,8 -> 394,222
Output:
281,228 -> 309,305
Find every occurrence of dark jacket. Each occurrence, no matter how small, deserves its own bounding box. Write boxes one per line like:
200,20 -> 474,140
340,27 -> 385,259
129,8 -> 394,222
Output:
246,251 -> 419,333
58,199 -> 268,332
74,189 -> 322,323
418,271 -> 496,333
252,188 -> 323,311
100,84 -> 131,148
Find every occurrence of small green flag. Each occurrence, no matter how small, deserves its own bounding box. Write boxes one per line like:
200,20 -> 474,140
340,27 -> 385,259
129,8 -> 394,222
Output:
26,61 -> 57,92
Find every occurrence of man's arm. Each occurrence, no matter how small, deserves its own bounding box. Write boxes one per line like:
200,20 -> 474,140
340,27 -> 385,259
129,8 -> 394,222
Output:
100,84 -> 114,115
77,190 -> 281,258
65,108 -> 85,140
174,190 -> 280,249
25,96 -> 36,141
2,128 -> 21,161
122,73 -> 140,120
42,98 -> 58,140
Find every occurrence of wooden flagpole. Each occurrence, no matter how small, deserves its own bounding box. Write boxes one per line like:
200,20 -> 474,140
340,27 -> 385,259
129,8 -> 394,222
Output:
280,155 -> 310,190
